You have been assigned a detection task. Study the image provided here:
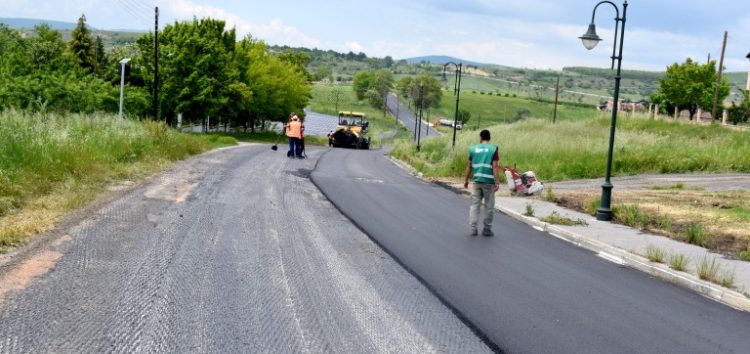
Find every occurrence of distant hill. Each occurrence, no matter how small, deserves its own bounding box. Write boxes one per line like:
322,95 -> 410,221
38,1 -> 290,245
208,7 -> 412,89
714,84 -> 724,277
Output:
0,17 -> 76,30
403,55 -> 487,67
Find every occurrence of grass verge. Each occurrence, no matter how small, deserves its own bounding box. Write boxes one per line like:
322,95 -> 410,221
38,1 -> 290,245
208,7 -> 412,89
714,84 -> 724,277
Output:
0,109 -> 218,252
391,116 -> 750,182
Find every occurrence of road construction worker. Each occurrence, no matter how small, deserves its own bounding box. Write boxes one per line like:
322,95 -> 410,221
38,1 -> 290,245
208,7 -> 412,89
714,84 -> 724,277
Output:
463,129 -> 501,237
285,115 -> 304,158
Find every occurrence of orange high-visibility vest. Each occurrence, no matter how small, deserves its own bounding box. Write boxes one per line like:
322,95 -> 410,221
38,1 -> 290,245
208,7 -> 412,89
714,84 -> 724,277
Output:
286,121 -> 302,139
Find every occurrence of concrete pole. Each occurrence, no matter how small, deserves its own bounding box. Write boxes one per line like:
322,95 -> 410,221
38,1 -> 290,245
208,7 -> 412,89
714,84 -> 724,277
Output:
722,110 -> 728,125
696,108 -> 702,123
119,63 -> 126,120
674,107 -> 678,119
118,58 -> 131,120
654,104 -> 659,119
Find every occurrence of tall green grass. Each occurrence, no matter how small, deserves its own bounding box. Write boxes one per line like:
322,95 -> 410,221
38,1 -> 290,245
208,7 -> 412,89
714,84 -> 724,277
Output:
0,109 -> 215,250
391,116 -> 750,181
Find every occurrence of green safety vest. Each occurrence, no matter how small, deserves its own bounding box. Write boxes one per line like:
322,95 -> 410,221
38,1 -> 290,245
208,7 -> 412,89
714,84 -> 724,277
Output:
469,143 -> 497,184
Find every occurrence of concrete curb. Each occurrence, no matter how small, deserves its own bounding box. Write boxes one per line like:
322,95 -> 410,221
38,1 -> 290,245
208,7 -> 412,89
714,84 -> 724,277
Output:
395,160 -> 750,313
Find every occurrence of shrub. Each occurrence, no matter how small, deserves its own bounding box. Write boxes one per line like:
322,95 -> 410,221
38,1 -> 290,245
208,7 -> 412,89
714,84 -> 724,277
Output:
524,203 -> 535,217
697,255 -> 721,282
685,223 -> 707,247
646,245 -> 666,263
669,253 -> 689,271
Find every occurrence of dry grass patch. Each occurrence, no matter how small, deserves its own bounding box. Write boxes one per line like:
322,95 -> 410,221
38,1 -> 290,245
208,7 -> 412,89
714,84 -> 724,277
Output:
552,188 -> 750,259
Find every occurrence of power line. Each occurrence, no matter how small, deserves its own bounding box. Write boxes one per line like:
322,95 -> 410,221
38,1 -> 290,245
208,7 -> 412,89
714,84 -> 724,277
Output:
115,0 -> 151,27
127,0 -> 154,15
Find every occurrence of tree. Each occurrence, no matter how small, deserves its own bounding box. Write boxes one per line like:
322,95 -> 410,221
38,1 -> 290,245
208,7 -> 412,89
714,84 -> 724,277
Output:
313,65 -> 333,82
458,108 -> 471,125
352,71 -> 374,100
396,77 -> 412,98
94,35 -> 107,75
727,90 -> 750,125
353,69 -> 393,109
234,36 -> 311,130
407,74 -> 442,110
328,85 -> 345,113
384,55 -> 394,68
29,24 -> 67,71
652,58 -> 730,120
68,14 -> 95,72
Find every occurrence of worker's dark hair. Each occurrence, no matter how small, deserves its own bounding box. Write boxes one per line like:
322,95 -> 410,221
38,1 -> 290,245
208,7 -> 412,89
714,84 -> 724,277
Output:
480,129 -> 490,141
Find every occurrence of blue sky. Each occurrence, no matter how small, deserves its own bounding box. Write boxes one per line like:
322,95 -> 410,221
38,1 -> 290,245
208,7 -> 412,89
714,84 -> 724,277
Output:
3,0 -> 750,71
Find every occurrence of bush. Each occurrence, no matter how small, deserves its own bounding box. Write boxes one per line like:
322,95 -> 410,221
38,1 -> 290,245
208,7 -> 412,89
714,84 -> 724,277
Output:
669,253 -> 689,271
685,223 -> 707,247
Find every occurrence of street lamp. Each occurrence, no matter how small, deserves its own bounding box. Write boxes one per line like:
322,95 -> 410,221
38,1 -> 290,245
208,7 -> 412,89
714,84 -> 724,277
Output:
119,58 -> 131,120
579,0 -> 628,222
417,84 -> 425,151
443,62 -> 463,149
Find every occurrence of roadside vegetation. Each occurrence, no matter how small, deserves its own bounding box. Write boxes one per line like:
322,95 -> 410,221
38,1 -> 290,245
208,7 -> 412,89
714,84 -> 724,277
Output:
0,110 -> 226,252
392,115 -> 750,181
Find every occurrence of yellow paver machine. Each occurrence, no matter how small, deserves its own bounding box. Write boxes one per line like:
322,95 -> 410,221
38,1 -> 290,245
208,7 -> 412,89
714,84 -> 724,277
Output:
330,111 -> 370,149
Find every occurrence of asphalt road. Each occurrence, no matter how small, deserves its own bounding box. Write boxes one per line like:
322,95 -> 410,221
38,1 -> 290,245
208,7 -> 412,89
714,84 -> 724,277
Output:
386,92 -> 440,138
0,145 -> 490,353
311,147 -> 750,354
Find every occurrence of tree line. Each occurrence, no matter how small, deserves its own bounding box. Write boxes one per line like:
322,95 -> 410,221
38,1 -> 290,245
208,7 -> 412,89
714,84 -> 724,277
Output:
0,15 -> 312,129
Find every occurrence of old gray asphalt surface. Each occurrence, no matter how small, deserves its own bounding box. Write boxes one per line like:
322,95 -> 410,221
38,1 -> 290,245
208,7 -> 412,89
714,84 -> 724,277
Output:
311,147 -> 750,354
0,144 -> 491,353
386,92 -> 440,137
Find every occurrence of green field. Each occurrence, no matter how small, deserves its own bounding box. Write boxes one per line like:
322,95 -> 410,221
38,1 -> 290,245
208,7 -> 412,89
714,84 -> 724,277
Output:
428,89 -> 604,127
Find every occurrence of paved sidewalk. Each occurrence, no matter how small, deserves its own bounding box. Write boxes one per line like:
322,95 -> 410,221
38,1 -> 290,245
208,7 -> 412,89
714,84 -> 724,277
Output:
438,181 -> 750,312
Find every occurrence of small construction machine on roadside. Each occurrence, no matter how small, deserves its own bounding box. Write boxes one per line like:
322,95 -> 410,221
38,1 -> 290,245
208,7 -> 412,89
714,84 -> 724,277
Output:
330,111 -> 370,149
502,165 -> 545,196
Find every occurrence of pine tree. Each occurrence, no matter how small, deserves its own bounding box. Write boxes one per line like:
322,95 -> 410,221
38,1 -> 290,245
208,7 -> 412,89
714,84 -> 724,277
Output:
94,35 -> 107,75
69,14 -> 95,72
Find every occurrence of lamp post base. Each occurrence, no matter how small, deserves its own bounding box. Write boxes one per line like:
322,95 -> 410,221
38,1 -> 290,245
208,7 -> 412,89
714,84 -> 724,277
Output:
596,182 -> 614,221
596,207 -> 613,221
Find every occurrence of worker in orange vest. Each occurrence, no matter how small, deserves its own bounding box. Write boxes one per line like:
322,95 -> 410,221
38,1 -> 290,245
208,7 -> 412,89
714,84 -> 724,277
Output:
285,114 -> 304,158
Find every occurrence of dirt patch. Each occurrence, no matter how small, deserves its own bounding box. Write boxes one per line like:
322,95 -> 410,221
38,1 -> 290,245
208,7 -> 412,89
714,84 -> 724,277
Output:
0,250 -> 64,306
549,187 -> 750,258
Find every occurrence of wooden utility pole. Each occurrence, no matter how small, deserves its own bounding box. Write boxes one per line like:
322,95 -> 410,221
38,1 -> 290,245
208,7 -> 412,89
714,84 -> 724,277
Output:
552,75 -> 561,124
711,31 -> 728,121
153,7 -> 159,121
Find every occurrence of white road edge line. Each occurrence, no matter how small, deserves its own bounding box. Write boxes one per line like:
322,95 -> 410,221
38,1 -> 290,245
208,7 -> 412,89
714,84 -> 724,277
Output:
597,251 -> 625,265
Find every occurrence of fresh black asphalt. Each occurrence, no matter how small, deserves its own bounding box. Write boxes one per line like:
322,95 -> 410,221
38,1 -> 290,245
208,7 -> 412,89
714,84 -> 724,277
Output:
311,147 -> 750,354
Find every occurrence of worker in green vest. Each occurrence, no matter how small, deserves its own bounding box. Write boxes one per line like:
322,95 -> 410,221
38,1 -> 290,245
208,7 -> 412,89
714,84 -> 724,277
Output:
463,129 -> 501,237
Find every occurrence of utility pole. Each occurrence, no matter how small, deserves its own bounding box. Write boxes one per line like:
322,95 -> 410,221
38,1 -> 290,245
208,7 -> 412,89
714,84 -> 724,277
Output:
153,6 -> 159,122
711,30 -> 728,122
552,75 -> 561,124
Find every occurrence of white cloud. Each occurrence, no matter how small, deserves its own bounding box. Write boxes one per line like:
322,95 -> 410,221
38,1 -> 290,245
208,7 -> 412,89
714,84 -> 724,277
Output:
343,41 -> 364,53
162,0 -> 319,47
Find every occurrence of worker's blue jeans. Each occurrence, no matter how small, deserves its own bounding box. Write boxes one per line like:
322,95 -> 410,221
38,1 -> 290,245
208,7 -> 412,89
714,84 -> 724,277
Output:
288,137 -> 303,158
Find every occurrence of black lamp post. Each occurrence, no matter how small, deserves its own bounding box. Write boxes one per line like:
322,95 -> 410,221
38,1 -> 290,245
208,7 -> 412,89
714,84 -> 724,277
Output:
443,62 -> 463,149
417,84 -> 424,151
579,0 -> 627,222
